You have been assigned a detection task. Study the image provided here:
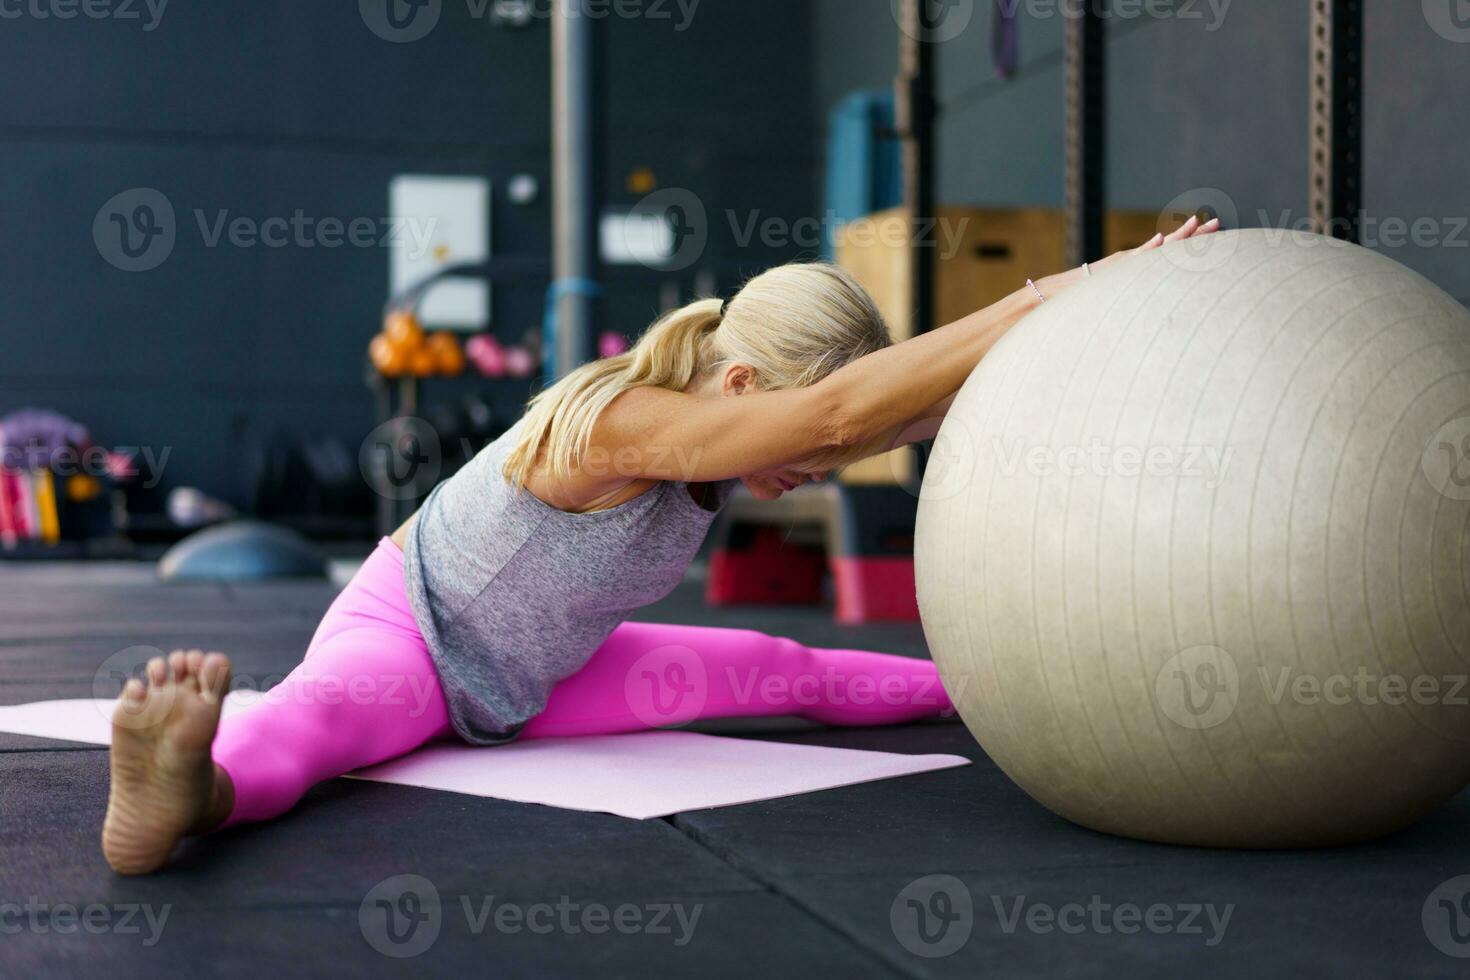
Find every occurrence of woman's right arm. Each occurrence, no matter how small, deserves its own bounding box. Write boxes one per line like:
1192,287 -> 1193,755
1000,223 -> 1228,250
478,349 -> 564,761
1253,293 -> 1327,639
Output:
586,286 -> 1040,486
840,217 -> 1223,464
811,288 -> 1039,449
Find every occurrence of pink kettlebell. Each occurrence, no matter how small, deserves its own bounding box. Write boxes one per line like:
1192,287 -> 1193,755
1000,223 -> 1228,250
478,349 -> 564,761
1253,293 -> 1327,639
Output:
598,331 -> 631,359
465,335 -> 508,378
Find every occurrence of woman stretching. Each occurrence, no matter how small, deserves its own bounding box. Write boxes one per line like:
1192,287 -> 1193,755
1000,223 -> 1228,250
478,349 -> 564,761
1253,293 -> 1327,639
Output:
101,216 -> 1219,874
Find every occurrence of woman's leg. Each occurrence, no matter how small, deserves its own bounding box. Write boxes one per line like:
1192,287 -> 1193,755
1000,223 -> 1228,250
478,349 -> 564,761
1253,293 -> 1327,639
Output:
103,541 -> 451,874
212,538 -> 454,827
211,625 -> 452,827
522,622 -> 954,738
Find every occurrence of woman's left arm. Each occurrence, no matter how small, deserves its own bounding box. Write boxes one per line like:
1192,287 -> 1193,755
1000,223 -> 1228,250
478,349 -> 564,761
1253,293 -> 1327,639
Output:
827,215 -> 1223,465
853,394 -> 956,461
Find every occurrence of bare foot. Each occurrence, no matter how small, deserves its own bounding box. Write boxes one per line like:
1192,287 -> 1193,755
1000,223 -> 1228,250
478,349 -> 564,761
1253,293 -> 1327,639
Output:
102,650 -> 233,875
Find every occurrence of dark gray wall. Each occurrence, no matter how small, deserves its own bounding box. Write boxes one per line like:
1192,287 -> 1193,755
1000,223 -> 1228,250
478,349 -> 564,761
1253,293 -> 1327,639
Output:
813,0 -> 1470,304
0,0 -> 816,511
13,1 -> 1463,519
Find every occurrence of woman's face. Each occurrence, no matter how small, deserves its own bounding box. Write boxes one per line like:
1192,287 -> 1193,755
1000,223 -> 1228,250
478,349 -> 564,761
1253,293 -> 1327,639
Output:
741,467 -> 830,501
705,363 -> 833,498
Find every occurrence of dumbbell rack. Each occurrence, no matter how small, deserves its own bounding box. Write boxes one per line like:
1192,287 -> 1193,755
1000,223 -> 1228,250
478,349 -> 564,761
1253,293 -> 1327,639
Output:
369,257 -> 550,538
365,366 -> 543,540
366,370 -> 419,540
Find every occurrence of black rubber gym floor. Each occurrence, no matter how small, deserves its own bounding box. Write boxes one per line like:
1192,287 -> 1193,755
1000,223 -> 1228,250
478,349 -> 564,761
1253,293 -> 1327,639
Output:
3,559 -> 1468,979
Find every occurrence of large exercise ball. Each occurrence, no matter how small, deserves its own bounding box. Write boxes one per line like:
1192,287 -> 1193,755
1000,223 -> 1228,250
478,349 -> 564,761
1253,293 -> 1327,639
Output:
916,229 -> 1470,848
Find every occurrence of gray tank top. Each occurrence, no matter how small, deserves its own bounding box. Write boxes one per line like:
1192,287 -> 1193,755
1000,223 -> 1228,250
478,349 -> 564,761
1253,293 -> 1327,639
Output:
403,422 -> 737,745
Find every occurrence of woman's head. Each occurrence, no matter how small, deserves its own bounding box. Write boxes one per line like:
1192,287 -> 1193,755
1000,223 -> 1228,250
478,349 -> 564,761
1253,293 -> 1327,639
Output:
503,262 -> 891,494
715,263 -> 892,393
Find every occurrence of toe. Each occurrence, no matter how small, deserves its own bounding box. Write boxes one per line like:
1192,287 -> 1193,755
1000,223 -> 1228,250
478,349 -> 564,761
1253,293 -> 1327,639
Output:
184,651 -> 206,689
168,651 -> 188,681
199,654 -> 232,705
115,676 -> 160,729
146,657 -> 168,686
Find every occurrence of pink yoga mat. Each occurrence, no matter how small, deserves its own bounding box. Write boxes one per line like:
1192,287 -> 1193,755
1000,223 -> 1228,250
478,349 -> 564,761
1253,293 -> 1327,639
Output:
0,698 -> 969,819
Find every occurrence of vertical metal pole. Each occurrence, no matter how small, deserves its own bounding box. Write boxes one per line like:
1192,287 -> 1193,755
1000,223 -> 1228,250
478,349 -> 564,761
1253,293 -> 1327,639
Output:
398,377 -> 418,531
1309,0 -> 1363,243
896,0 -> 936,336
372,378 -> 394,539
552,0 -> 597,376
1064,4 -> 1106,267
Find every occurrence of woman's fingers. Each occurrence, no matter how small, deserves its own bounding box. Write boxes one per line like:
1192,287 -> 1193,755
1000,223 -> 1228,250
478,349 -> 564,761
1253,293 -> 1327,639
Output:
1135,232 -> 1167,254
1138,215 -> 1224,255
1182,216 -> 1223,240
1165,214 -> 1201,243
1109,215 -> 1226,267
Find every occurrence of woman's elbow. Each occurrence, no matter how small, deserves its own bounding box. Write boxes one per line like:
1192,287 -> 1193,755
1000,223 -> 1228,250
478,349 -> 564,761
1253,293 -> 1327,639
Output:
810,390 -> 872,451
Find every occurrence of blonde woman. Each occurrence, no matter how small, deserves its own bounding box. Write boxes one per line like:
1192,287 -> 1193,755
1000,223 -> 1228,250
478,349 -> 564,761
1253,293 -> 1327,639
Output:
100,216 -> 1219,874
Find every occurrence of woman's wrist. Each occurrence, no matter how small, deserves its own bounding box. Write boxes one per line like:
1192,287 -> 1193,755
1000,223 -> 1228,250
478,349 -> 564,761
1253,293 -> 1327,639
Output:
1023,276 -> 1056,311
971,285 -> 1043,355
991,284 -> 1045,331
1034,266 -> 1084,303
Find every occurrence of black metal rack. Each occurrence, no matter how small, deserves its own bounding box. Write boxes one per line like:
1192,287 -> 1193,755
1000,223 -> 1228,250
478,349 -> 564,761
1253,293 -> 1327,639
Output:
1064,5 -> 1108,266
895,0 -> 937,337
1310,0 -> 1364,242
1052,1 -> 1366,256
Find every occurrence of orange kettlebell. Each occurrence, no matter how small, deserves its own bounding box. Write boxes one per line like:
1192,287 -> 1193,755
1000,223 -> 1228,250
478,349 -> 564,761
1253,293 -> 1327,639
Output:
408,345 -> 439,378
427,332 -> 466,377
369,333 -> 410,377
385,310 -> 425,350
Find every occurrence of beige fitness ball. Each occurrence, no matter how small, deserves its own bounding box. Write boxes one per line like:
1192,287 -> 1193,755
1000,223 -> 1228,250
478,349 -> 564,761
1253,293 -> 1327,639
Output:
916,229 -> 1470,848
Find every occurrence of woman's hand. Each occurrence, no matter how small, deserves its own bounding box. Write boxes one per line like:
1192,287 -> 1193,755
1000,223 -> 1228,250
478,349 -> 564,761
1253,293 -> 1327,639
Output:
1036,214 -> 1223,303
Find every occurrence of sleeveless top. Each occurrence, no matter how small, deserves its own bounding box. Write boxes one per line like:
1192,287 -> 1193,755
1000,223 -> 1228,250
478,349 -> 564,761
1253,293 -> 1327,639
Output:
403,422 -> 738,745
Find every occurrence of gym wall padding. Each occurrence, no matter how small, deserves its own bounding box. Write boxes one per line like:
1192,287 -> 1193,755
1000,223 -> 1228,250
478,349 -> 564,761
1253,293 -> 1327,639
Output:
916,229 -> 1470,848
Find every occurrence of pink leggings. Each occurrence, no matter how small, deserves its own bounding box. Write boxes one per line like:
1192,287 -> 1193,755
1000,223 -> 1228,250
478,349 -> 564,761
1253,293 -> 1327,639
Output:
211,540 -> 951,827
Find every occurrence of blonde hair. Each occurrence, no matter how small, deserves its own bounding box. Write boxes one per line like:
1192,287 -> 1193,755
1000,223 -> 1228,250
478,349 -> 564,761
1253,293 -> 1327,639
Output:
503,263 -> 891,487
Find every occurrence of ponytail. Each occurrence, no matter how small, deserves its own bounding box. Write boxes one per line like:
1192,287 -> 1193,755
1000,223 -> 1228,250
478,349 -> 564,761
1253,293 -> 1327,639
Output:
502,298 -> 724,488
502,262 -> 891,490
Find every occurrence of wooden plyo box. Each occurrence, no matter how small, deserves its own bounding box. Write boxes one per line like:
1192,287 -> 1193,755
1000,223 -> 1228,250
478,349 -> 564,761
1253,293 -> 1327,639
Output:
835,206 -> 1163,486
